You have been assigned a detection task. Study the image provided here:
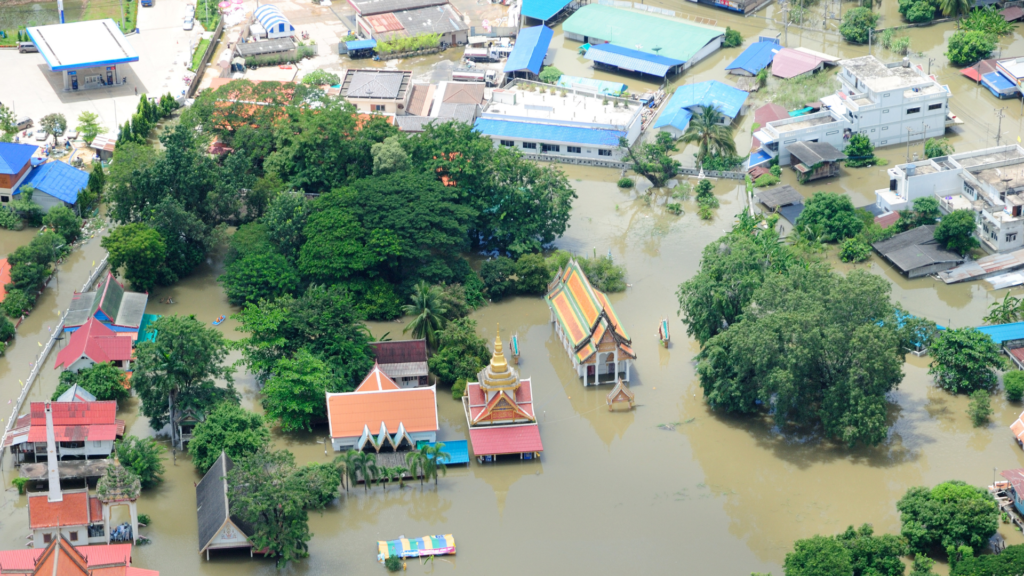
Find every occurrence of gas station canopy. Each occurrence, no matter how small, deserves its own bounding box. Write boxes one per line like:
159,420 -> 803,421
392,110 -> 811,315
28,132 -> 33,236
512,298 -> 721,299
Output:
27,19 -> 139,72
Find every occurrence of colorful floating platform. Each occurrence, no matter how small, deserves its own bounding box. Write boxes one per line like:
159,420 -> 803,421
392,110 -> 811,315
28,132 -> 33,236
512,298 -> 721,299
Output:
377,534 -> 456,563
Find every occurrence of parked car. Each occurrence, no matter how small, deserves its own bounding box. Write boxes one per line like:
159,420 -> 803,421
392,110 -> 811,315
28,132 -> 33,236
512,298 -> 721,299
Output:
185,4 -> 195,16
15,116 -> 32,131
34,131 -> 47,142
18,42 -> 38,53
183,15 -> 194,30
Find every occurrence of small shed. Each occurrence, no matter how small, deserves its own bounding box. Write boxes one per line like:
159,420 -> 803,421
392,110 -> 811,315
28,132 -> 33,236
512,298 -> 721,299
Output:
772,47 -> 828,79
788,141 -> 846,182
253,5 -> 295,40
16,160 -> 88,213
606,379 -> 635,411
872,225 -> 964,278
339,38 -> 376,58
724,40 -> 780,77
756,184 -> 803,211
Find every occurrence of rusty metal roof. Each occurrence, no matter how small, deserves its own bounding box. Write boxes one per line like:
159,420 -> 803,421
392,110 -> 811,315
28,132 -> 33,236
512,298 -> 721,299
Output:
937,247 -> 1024,283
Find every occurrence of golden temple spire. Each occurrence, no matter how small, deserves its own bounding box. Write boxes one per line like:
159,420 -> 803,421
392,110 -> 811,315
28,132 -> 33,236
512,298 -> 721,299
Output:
491,325 -> 508,371
479,324 -> 518,391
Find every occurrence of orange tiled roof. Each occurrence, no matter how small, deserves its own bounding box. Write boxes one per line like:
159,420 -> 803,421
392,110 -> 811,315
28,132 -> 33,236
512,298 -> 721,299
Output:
0,259 -> 9,303
32,538 -> 89,576
28,492 -> 90,529
354,363 -> 400,392
327,386 -> 438,438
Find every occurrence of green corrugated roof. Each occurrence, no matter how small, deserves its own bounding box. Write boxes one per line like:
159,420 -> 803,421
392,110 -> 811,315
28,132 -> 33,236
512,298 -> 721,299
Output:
563,4 -> 724,63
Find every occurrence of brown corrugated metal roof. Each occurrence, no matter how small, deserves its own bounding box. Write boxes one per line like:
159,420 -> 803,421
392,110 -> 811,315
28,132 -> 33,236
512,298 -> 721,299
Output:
370,340 -> 428,364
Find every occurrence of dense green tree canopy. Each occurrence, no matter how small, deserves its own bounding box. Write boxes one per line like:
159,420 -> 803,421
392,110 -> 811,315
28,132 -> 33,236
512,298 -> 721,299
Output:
840,7 -> 878,43
52,362 -> 130,403
946,30 -> 996,66
261,350 -> 333,432
149,196 -> 213,285
115,436 -> 165,488
897,481 -> 999,552
951,543 -> 1024,575
42,206 -> 82,244
784,535 -> 853,576
928,327 -> 1005,393
934,209 -> 980,255
189,403 -> 270,473
428,318 -> 490,386
220,250 -> 300,306
797,192 -> 864,241
100,223 -> 166,292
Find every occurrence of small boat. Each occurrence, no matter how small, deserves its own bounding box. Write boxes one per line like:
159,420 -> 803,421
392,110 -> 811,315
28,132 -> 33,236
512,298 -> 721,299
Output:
510,333 -> 520,365
377,534 -> 455,563
658,318 -> 670,347
212,315 -> 226,325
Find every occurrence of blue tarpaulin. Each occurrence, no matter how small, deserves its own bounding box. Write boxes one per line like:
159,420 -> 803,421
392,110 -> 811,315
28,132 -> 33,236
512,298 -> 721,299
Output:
16,160 -> 89,204
584,43 -> 684,77
654,80 -> 748,130
474,118 -> 625,146
505,25 -> 553,75
521,0 -> 574,21
724,40 -> 780,76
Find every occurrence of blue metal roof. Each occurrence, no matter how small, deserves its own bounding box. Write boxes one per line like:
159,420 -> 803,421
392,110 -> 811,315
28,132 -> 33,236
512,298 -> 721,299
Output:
0,143 -> 38,176
724,41 -> 781,75
474,118 -> 625,146
555,75 -> 628,96
344,38 -> 377,51
654,80 -> 748,130
974,322 -> 1024,344
654,107 -> 693,131
984,71 -> 1015,91
521,0 -> 574,21
16,161 -> 89,204
748,149 -> 773,168
584,43 -> 684,77
416,440 -> 470,465
505,25 -> 553,75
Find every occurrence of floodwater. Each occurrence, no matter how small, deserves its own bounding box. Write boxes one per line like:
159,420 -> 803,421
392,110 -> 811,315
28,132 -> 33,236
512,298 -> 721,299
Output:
2,3 -> 1024,575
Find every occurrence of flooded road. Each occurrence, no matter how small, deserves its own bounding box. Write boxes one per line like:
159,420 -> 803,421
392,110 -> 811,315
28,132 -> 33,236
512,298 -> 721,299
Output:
2,3 -> 1024,575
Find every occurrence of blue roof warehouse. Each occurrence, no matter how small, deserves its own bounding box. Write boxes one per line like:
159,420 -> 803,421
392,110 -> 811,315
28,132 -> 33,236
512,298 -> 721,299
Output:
654,81 -> 750,138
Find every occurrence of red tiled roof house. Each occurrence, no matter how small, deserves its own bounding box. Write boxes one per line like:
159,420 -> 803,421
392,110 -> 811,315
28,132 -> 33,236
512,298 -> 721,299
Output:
54,317 -> 134,373
8,401 -> 124,464
326,364 -> 438,452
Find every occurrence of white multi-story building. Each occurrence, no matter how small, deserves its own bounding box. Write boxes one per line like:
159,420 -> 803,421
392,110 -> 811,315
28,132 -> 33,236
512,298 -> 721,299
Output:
753,56 -> 952,167
874,144 -> 1024,253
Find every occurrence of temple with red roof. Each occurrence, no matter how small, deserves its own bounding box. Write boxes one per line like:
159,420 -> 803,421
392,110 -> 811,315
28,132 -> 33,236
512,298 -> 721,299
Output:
5,401 -> 124,464
54,317 -> 133,373
326,363 -> 438,452
0,535 -> 157,576
545,259 -> 635,386
462,330 -> 542,463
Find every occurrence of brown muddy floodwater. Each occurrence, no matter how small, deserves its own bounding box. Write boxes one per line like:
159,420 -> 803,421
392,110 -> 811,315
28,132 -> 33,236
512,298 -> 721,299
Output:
3,4 -> 1024,575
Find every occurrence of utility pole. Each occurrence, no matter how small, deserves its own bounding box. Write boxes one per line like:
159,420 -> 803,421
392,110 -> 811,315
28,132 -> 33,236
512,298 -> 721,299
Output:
996,108 -> 1007,146
927,57 -> 935,76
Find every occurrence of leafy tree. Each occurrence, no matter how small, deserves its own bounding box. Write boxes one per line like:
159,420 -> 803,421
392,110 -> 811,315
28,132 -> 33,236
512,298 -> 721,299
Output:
844,133 -> 878,167
101,223 -> 166,291
40,113 -> 67,146
75,111 -> 106,145
695,263 -> 920,446
906,1 -> 936,22
261,350 -> 332,432
300,69 -> 341,86
835,524 -> 909,576
680,106 -> 737,166
0,315 -> 14,352
984,291 -> 1023,325
946,30 -> 995,66
784,535 -> 853,576
245,173 -> 282,222
371,135 -> 409,176
114,436 -> 165,488
436,283 -> 471,321
106,142 -> 159,223
951,543 -> 1024,575
929,327 -> 1005,393
220,251 -> 300,306
51,362 -> 130,402
234,285 -> 374,388
962,6 -> 1015,35
403,120 -> 494,210
967,389 -> 993,426
897,481 -> 999,552
481,147 -> 576,256
227,448 -> 312,567
546,250 -> 627,293
42,205 -> 82,244
132,315 -> 237,436
262,192 -> 311,261
840,238 -> 871,262
2,290 -> 31,318
428,318 -> 490,385
290,462 -> 339,510
840,7 -> 878,44
934,209 -> 979,255
723,26 -> 743,48
619,132 -> 681,188
910,554 -> 938,576
538,66 -> 563,84
896,197 -> 942,232
797,192 -> 863,242
480,256 -> 517,301
925,137 -> 954,158
452,378 -> 468,400
0,103 -> 15,143
515,253 -> 550,295
149,196 -> 213,285
189,403 -> 269,473
403,281 -> 446,348
1005,371 -> 1024,401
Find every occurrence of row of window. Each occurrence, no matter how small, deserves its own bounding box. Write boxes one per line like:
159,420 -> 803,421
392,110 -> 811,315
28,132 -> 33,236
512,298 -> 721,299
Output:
499,140 -> 611,156
43,531 -> 79,543
906,103 -> 943,114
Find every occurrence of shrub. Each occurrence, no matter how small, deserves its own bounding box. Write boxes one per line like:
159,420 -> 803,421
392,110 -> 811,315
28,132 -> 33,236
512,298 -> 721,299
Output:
376,32 -> 441,55
698,204 -> 713,220
753,173 -> 780,188
905,1 -> 935,22
0,206 -> 23,230
12,477 -> 28,495
770,164 -> 782,177
138,513 -> 152,525
946,30 -> 996,67
840,238 -> 871,262
701,152 -> 746,171
844,134 -> 877,167
617,177 -> 634,188
385,555 -> 403,572
962,6 -> 1015,36
538,66 -> 562,84
452,378 -> 467,400
840,8 -> 878,44
968,390 -> 993,427
2,289 -> 31,318
666,202 -> 682,215
301,69 -> 341,86
723,27 -> 743,48
1006,371 -> 1024,402
925,138 -> 954,159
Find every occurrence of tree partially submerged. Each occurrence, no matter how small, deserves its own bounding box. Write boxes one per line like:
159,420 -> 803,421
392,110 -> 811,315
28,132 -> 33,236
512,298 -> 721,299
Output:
619,132 -> 681,188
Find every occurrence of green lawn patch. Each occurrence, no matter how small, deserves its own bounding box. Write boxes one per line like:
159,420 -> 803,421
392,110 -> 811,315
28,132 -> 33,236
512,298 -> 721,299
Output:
190,38 -> 211,72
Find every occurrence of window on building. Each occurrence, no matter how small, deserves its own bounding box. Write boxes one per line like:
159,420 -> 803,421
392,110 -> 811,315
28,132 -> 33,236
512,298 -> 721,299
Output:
500,140 -> 514,147
541,144 -> 560,153
907,107 -> 920,114
883,109 -> 889,113
43,534 -> 52,544
522,142 -> 537,150
1008,233 -> 1019,243
59,441 -> 84,449
598,149 -> 612,157
964,182 -> 976,197
372,105 -> 386,112
93,441 -> 102,447
0,196 -> 7,203
567,146 -> 581,153
928,103 -> 942,110
69,531 -> 78,541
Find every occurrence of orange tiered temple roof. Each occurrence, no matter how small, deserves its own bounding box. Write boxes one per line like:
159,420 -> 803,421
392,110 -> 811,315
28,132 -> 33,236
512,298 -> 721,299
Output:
545,259 -> 634,363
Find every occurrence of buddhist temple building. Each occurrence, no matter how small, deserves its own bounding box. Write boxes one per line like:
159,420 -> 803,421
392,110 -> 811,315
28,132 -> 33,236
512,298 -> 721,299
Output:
545,259 -> 635,386
326,363 -> 438,452
462,330 -> 543,463
0,535 -> 158,576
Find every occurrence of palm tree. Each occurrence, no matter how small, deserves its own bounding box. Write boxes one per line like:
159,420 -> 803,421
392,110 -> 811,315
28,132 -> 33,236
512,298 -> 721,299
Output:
406,451 -> 427,486
679,105 -> 737,166
420,443 -> 450,487
402,282 -> 447,349
985,291 -> 1023,325
332,449 -> 357,493
940,0 -> 969,19
393,466 -> 409,489
351,451 -> 379,492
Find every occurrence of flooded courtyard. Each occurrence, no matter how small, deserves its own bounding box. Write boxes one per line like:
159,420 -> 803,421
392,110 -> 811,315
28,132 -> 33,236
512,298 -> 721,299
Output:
3,0 -> 1024,573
